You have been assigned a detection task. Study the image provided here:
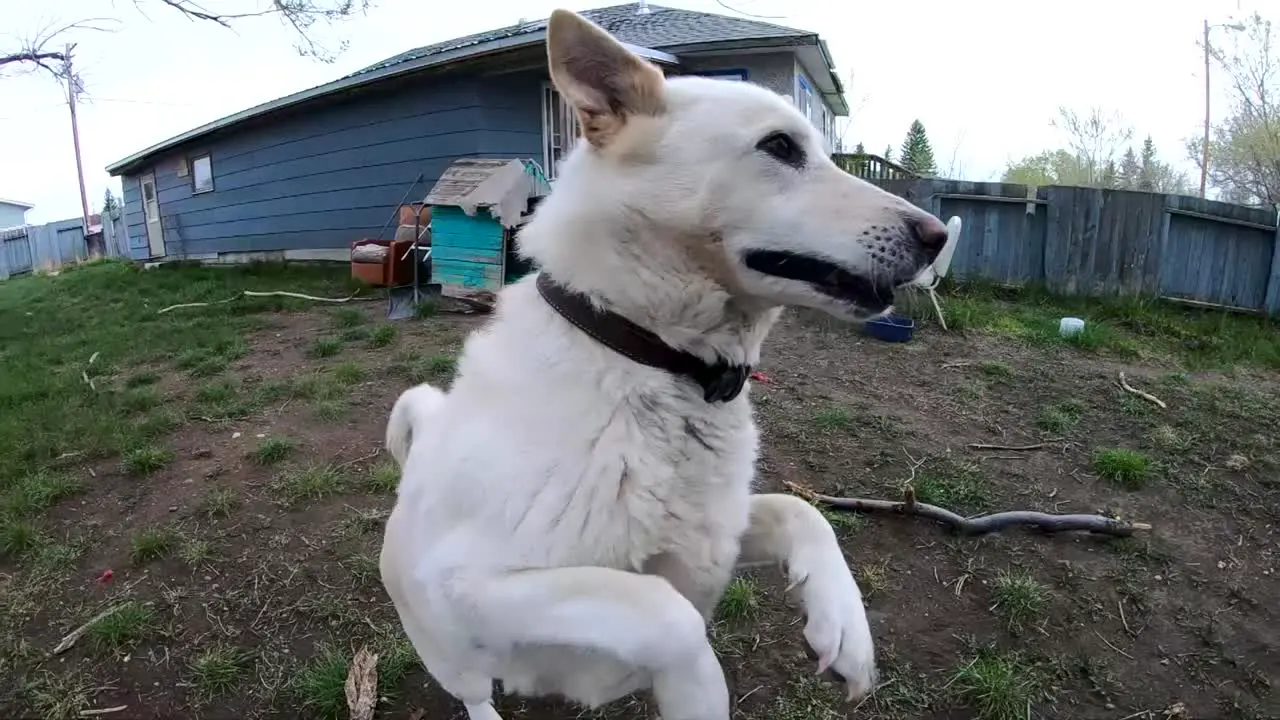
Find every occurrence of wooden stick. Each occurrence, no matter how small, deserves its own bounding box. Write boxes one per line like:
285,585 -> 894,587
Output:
1118,372 -> 1167,409
967,442 -> 1049,451
53,603 -> 130,655
79,707 -> 128,717
336,449 -> 381,470
786,481 -> 1151,538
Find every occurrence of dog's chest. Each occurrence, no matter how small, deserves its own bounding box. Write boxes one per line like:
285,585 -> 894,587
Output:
600,390 -> 757,563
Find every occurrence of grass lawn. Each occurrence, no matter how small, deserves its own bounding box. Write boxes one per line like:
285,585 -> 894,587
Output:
1,259 -> 1276,719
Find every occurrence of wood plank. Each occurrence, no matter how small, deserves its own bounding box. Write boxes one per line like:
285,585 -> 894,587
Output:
1264,219 -> 1280,315
431,245 -> 504,265
1167,206 -> 1276,232
432,258 -> 504,291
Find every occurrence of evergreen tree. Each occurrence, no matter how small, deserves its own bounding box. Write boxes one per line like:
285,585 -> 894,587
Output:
1117,147 -> 1141,190
853,142 -> 866,154
1101,160 -> 1118,189
102,189 -> 122,219
899,120 -> 937,176
883,145 -> 894,162
1138,136 -> 1158,192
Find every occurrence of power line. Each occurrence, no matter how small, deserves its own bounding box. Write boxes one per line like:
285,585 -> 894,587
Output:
85,97 -> 204,107
712,0 -> 785,20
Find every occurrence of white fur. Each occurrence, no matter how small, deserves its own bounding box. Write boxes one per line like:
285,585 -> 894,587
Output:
380,10 -> 947,719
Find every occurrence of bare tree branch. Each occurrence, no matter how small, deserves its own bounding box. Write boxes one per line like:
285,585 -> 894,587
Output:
4,0 -> 371,79
0,19 -> 117,79
1192,13 -> 1280,205
786,480 -> 1153,538
150,0 -> 373,63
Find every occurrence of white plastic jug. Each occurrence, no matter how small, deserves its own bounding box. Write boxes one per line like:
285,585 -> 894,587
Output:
1059,317 -> 1085,337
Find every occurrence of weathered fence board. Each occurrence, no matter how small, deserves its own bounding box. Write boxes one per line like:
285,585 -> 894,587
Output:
0,214 -> 132,281
861,176 -> 1280,315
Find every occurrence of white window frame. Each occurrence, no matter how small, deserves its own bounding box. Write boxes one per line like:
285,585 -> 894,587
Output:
693,69 -> 749,82
191,154 -> 214,194
541,83 -> 580,181
797,74 -> 814,126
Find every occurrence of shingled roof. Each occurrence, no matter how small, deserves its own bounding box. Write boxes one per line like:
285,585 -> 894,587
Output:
349,3 -> 815,79
107,3 -> 835,175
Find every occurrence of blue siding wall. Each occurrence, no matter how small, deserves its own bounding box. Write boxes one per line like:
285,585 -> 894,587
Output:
119,72 -> 548,258
475,71 -> 545,160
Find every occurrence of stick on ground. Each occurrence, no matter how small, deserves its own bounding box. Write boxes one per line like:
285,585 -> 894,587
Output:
786,481 -> 1151,537
52,603 -> 130,655
967,441 -> 1052,451
1118,372 -> 1167,409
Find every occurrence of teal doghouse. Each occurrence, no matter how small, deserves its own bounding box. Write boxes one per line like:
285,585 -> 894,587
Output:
424,158 -> 549,294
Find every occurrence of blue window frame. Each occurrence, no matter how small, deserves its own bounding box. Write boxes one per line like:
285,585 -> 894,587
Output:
694,68 -> 749,82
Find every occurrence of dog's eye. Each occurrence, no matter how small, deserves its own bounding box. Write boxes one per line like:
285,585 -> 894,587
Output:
755,131 -> 805,168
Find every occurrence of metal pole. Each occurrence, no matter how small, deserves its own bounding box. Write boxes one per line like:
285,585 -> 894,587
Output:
1200,20 -> 1212,198
65,44 -> 93,232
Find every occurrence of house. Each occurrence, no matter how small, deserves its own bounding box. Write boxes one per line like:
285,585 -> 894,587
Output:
104,2 -> 848,263
0,199 -> 33,230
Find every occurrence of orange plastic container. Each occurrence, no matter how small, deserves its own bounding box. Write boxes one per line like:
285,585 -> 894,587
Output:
350,238 -> 414,287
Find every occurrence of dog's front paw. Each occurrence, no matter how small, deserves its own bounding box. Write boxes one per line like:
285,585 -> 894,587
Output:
796,561 -> 878,701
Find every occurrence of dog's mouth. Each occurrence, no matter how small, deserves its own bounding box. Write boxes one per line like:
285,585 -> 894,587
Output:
743,249 -> 900,314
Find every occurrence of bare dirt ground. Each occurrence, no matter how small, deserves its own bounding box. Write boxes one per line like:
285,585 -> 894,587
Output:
2,264 -> 1276,720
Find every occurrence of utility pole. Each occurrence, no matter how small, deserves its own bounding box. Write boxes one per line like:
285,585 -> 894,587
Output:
64,43 -> 92,233
1200,19 -> 1211,198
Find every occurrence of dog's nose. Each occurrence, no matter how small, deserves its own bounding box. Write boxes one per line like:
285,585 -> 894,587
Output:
908,214 -> 950,261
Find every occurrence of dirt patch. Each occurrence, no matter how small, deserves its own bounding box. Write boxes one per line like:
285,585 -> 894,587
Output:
3,301 -> 1276,720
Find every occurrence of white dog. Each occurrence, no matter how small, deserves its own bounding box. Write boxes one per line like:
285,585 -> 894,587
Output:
379,9 -> 949,720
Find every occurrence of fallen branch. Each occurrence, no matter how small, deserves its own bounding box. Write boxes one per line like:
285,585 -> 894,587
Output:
786,481 -> 1151,538
1118,372 -> 1167,409
157,290 -> 359,314
967,441 -> 1052,451
52,603 -> 130,655
336,449 -> 381,470
79,707 -> 128,717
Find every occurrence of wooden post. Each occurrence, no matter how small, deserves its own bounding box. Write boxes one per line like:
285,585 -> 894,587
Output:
1264,207 -> 1280,316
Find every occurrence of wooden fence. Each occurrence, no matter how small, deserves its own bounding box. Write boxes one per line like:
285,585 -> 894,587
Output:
867,178 -> 1280,316
0,214 -> 131,280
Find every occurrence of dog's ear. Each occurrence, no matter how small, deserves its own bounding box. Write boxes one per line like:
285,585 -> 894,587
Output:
546,8 -> 665,148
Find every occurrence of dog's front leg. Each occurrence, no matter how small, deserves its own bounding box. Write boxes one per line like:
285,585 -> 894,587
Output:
738,493 -> 877,701
467,567 -> 729,720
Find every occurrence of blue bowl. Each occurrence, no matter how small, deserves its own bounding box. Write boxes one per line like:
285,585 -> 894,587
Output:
863,314 -> 915,343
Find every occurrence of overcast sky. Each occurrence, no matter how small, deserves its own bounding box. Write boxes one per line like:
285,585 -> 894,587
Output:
0,0 -> 1264,223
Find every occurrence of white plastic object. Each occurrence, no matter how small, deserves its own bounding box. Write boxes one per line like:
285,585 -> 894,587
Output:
1059,317 -> 1085,337
933,215 -> 963,281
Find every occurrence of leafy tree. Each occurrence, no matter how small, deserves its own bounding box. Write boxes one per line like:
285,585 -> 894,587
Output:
1002,150 -> 1094,187
1186,12 -> 1279,205
899,119 -> 937,176
1003,108 -> 1188,194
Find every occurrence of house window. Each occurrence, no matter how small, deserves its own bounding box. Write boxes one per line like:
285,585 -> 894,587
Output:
142,180 -> 158,221
694,69 -> 748,82
541,84 -> 580,181
191,154 -> 214,194
797,75 -> 814,125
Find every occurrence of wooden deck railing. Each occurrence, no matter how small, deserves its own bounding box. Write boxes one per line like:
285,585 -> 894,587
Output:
831,153 -> 919,181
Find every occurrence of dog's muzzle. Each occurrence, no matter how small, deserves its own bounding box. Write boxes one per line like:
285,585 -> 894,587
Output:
743,250 -> 900,313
